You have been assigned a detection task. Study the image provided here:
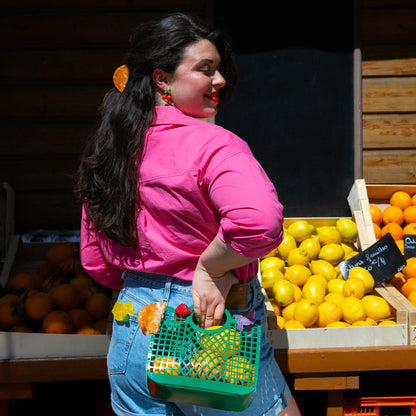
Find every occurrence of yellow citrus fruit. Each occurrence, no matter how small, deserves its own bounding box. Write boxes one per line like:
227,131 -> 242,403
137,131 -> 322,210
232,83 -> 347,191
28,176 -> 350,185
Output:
286,247 -> 309,267
378,320 -> 397,326
361,295 -> 391,321
302,280 -> 326,305
276,231 -> 297,260
341,296 -> 366,324
260,257 -> 285,274
287,220 -> 316,243
262,247 -> 278,258
336,218 -> 358,243
345,250 -> 360,260
316,226 -> 342,245
352,320 -> 373,327
298,237 -> 321,260
151,356 -> 180,375
261,268 -> 285,292
292,284 -> 302,302
343,278 -> 365,299
309,260 -> 338,281
326,321 -> 350,328
272,279 -> 295,306
307,274 -> 328,292
200,327 -> 241,357
281,302 -> 298,321
190,349 -> 225,380
284,264 -> 312,286
284,319 -> 305,329
317,301 -> 342,328
325,292 -> 344,307
318,243 -> 345,265
327,278 -> 345,294
276,315 -> 286,329
365,317 -> 377,326
225,356 -> 255,386
341,242 -> 356,260
293,299 -> 319,328
348,267 -> 375,294
269,300 -> 281,317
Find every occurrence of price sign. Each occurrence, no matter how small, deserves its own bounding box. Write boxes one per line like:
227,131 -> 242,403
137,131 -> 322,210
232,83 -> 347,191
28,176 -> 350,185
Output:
404,234 -> 416,259
338,233 -> 406,287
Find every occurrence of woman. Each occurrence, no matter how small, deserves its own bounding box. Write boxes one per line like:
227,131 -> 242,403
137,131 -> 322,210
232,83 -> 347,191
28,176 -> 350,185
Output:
77,13 -> 301,416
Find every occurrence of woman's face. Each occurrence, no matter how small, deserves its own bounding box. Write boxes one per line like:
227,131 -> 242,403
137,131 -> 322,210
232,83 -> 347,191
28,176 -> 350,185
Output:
167,39 -> 226,119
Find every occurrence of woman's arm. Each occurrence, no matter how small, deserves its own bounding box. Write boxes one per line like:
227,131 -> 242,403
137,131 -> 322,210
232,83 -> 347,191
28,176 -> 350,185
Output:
192,234 -> 256,328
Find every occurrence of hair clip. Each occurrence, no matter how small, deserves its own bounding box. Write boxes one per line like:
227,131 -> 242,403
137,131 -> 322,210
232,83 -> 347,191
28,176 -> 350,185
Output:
113,65 -> 129,93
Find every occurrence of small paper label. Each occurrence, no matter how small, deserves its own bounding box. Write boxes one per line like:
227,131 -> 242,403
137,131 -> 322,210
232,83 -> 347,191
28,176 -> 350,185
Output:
338,233 -> 406,286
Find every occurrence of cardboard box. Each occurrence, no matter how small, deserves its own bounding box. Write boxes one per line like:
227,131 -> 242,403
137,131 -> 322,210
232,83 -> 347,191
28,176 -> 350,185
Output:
263,216 -> 410,349
0,238 -> 111,359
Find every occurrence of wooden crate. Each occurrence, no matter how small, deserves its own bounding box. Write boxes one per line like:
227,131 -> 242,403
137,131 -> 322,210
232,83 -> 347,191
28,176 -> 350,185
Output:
0,237 -> 111,359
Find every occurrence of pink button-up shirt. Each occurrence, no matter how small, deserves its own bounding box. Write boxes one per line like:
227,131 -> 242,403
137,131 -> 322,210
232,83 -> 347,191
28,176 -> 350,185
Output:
80,106 -> 284,290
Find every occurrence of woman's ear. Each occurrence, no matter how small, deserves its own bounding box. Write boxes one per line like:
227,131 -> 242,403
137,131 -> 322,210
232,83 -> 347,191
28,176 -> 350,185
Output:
152,68 -> 170,91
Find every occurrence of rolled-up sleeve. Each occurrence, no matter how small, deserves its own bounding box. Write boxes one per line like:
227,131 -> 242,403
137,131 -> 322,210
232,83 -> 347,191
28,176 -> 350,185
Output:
206,151 -> 284,259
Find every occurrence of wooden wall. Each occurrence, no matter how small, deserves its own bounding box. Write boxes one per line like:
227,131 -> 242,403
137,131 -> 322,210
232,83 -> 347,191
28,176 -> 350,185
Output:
0,1 -> 208,233
361,0 -> 416,184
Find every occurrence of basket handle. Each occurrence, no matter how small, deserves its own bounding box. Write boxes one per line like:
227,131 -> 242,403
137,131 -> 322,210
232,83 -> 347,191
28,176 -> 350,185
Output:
186,307 -> 234,334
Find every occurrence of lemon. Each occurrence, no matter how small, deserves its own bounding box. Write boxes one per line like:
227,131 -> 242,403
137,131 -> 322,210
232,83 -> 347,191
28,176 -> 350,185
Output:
151,356 -> 180,375
307,274 -> 328,291
286,247 -> 309,266
276,231 -> 297,260
365,317 -> 377,326
262,247 -> 278,258
325,292 -> 344,307
284,319 -> 305,329
269,300 -> 281,317
341,296 -> 366,324
272,279 -> 295,306
345,251 -> 359,260
336,218 -> 358,243
326,321 -> 350,328
293,299 -> 319,327
316,226 -> 342,245
317,301 -> 342,328
318,244 -> 345,265
282,302 -> 298,321
309,259 -> 338,281
361,295 -> 391,321
260,257 -> 285,274
276,315 -> 286,329
287,220 -> 316,243
261,268 -> 285,292
284,264 -> 312,286
299,238 -> 321,260
302,280 -> 326,305
341,242 -> 356,260
348,267 -> 375,294
352,320 -> 373,327
343,277 -> 365,299
378,320 -> 397,326
292,284 -> 302,302
327,278 -> 345,294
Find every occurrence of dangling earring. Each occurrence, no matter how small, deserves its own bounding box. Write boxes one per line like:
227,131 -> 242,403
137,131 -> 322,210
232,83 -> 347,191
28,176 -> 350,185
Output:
162,89 -> 172,105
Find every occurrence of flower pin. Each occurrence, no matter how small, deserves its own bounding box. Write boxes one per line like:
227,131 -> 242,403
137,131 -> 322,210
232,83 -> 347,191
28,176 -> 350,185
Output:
112,301 -> 135,323
234,309 -> 256,331
175,303 -> 191,318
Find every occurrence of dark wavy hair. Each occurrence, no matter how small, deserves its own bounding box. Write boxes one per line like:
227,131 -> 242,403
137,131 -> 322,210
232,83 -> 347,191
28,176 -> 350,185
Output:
76,13 -> 238,247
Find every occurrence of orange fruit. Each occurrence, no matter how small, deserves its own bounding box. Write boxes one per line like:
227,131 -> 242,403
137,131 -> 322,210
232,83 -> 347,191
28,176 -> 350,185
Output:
407,290 -> 416,307
403,223 -> 416,235
396,239 -> 404,254
68,308 -> 93,331
0,299 -> 26,330
75,325 -> 101,335
50,283 -> 81,311
404,206 -> 416,225
0,293 -> 21,305
402,257 -> 416,279
37,262 -> 50,279
84,292 -> 111,321
381,223 -> 403,241
8,272 -> 37,292
93,318 -> 108,334
412,194 -> 416,206
45,242 -> 78,272
24,291 -> 54,322
390,191 -> 412,211
79,285 -> 99,302
382,205 -> 404,225
370,205 -> 383,226
56,257 -> 83,277
43,310 -> 74,334
69,274 -> 94,292
137,302 -> 166,335
401,277 -> 416,298
373,223 -> 381,240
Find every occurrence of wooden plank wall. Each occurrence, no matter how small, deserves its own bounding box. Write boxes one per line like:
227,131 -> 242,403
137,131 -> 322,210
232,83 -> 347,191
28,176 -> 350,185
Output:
0,1 -> 207,233
361,0 -> 416,184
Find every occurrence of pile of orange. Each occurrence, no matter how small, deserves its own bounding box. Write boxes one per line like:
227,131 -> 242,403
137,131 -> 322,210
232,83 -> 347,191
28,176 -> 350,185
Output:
0,242 -> 112,334
370,190 -> 416,254
390,257 -> 416,308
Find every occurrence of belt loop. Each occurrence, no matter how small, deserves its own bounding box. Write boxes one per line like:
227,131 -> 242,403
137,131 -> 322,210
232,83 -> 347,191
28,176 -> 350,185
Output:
163,277 -> 173,303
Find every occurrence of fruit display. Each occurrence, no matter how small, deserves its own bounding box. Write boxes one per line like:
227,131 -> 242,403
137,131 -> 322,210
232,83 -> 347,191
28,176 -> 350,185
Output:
260,218 -> 397,329
0,242 -> 112,334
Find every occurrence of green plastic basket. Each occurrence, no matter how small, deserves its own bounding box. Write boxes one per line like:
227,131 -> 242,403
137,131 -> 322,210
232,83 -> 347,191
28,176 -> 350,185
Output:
146,306 -> 261,411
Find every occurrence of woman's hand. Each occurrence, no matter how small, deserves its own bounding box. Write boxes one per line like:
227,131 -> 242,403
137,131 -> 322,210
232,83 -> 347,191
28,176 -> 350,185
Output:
192,265 -> 239,329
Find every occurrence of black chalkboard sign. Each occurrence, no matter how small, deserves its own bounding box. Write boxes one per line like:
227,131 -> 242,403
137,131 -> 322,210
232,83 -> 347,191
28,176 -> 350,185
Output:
404,234 -> 416,259
338,233 -> 407,287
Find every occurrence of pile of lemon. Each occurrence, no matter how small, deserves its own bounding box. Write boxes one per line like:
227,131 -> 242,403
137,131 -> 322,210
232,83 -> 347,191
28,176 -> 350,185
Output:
260,219 -> 396,329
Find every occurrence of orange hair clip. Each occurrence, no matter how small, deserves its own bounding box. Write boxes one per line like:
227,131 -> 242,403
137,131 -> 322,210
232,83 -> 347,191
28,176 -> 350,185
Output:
113,64 -> 129,92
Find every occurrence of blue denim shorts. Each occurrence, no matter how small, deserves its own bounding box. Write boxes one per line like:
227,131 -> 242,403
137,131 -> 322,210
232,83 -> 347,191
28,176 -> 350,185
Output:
107,271 -> 291,416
